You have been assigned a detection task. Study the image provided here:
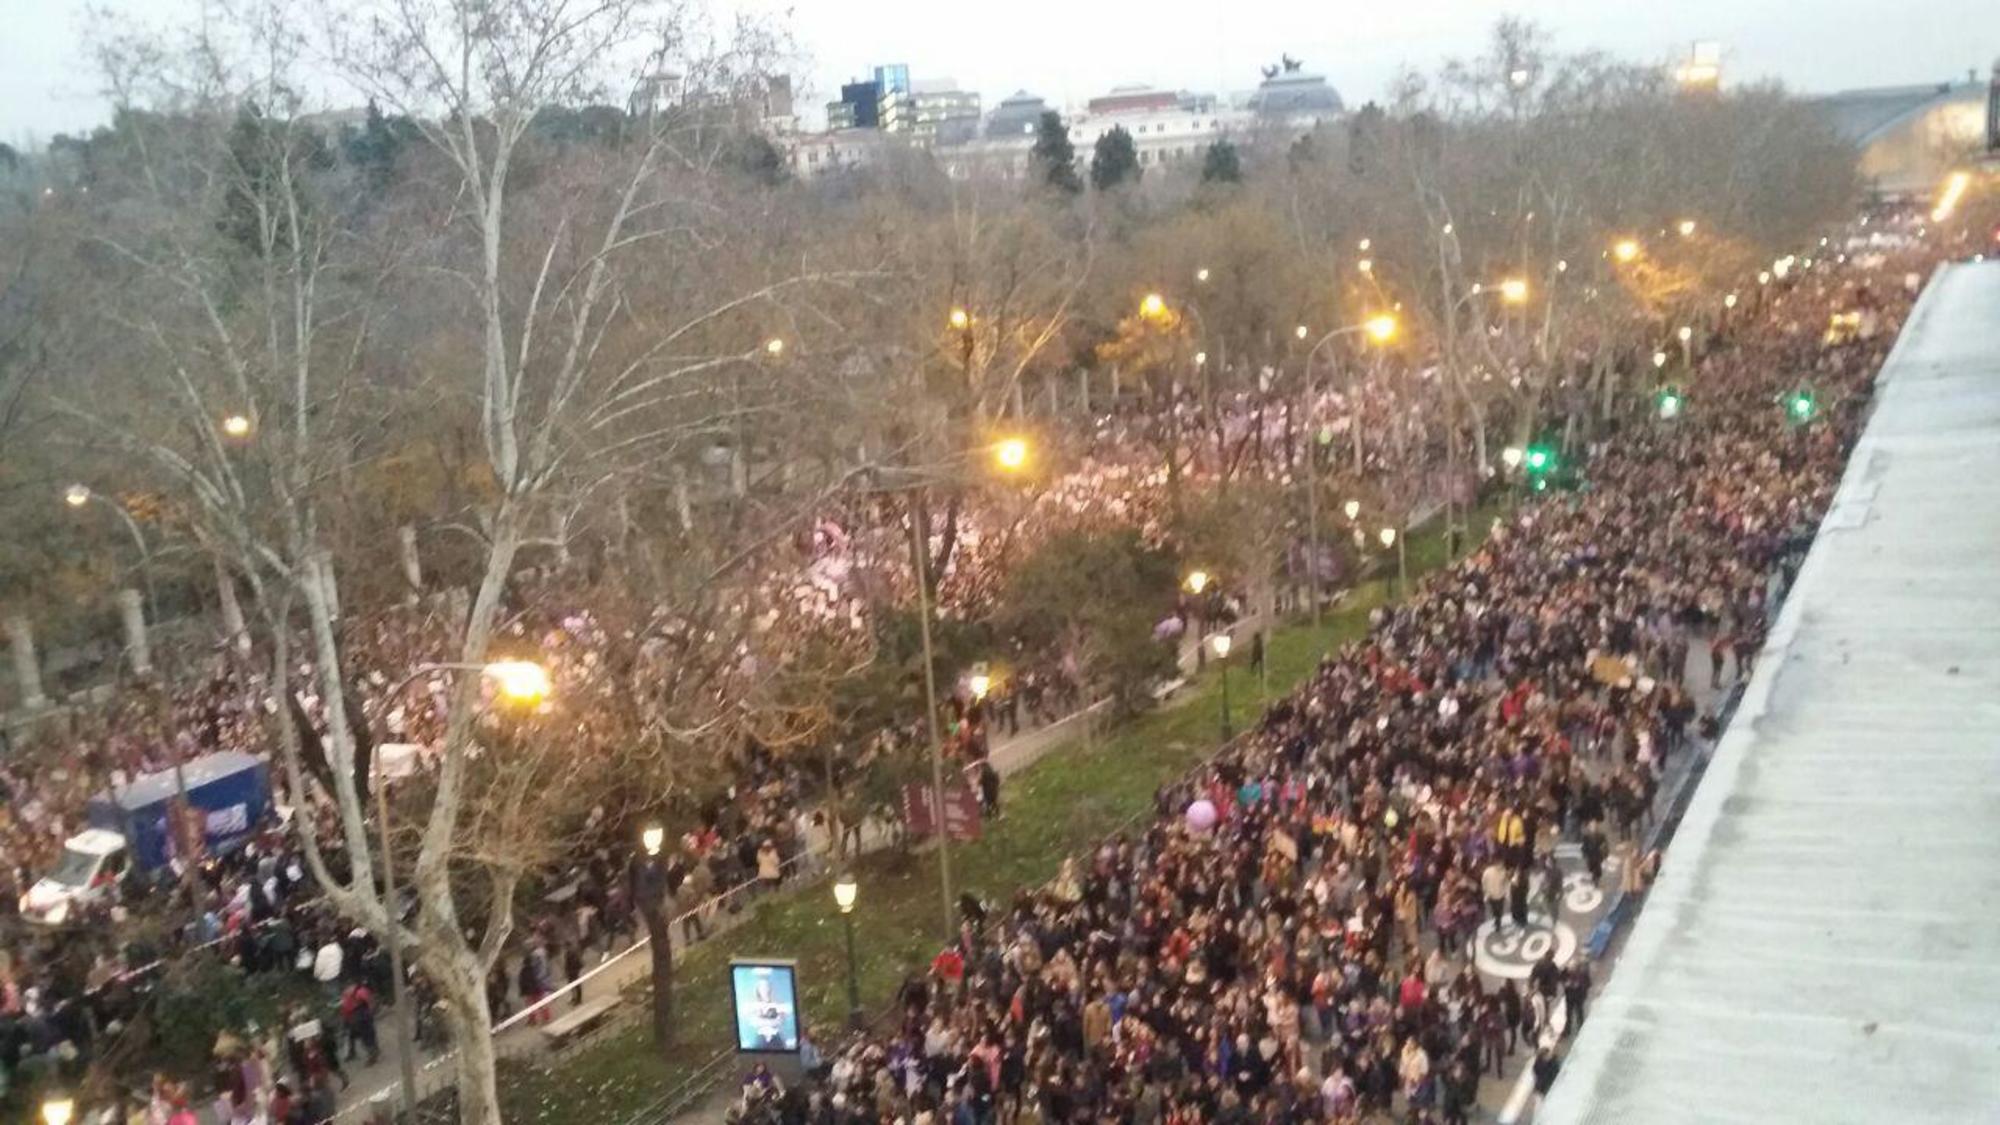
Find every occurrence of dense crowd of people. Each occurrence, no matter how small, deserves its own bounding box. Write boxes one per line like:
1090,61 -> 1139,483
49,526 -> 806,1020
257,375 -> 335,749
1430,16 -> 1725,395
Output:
720,236 -> 1926,1124
0,208 -> 1937,1123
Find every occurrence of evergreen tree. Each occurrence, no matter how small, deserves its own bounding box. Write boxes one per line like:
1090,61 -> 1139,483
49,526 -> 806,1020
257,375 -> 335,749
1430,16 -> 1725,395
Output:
1090,126 -> 1141,191
731,133 -> 790,187
1200,140 -> 1242,184
1030,111 -> 1082,194
342,100 -> 405,192
1346,102 -> 1386,176
219,106 -> 330,255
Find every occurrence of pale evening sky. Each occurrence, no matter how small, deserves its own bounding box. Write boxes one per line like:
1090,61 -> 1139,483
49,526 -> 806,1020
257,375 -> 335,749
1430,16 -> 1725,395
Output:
2,0 -> 1993,146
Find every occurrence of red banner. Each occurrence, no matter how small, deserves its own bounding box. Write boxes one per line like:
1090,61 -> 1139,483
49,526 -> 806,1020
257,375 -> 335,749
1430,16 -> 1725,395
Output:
902,781 -> 982,841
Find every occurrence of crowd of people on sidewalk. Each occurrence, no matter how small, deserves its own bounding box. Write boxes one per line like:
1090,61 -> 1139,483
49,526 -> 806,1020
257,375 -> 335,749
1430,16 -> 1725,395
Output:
722,237 -> 1924,1124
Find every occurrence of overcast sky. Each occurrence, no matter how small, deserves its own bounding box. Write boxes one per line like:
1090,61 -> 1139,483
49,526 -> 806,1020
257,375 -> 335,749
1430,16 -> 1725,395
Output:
4,0 -> 1993,145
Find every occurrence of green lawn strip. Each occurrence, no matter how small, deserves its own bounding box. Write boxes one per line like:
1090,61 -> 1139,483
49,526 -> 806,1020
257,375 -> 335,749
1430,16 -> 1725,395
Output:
496,503 -> 1502,1123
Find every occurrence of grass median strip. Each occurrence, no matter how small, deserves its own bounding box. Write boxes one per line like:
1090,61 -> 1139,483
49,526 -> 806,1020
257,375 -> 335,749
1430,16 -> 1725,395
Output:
497,503 -> 1502,1123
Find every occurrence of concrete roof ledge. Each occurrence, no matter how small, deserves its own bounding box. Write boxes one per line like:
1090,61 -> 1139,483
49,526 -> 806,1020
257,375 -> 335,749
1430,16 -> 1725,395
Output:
1539,260 -> 2000,1125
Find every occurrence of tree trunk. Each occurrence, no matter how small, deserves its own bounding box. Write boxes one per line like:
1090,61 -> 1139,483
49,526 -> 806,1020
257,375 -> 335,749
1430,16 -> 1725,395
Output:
436,963 -> 503,1125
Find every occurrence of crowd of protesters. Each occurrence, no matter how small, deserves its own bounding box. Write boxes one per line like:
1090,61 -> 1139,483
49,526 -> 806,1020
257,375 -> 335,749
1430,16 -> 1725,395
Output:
720,237 -> 1926,1124
0,209 -> 1934,1122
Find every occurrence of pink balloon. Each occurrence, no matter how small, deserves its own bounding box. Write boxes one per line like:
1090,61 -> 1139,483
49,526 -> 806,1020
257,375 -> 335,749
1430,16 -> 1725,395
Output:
1185,799 -> 1218,833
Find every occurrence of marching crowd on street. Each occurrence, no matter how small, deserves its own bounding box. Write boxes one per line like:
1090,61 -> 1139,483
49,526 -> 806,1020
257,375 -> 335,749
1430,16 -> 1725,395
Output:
719,233 -> 1924,1124
0,209 -> 1934,1124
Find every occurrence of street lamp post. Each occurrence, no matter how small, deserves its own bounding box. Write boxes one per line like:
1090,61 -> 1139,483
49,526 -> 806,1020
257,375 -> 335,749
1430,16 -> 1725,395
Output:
1210,633 -> 1233,740
1380,526 -> 1406,596
367,659 -> 548,1113
631,824 -> 676,1055
64,485 -> 158,624
41,1094 -> 75,1125
1300,315 -> 1398,627
906,486 -> 958,946
1183,569 -> 1210,668
833,873 -> 863,1030
887,437 -> 1028,946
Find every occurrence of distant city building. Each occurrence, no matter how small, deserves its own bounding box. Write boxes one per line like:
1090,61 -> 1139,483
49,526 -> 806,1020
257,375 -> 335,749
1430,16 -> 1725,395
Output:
986,90 -> 1050,139
786,128 -> 893,178
795,63 -> 1347,181
757,76 -> 797,135
874,64 -> 911,97
828,79 -> 881,131
905,79 -> 981,144
1812,78 -> 1988,196
1246,69 -> 1344,116
1088,84 -> 1180,116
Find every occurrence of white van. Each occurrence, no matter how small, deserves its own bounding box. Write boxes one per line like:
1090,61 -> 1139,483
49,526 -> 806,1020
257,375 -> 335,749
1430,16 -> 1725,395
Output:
19,828 -> 129,925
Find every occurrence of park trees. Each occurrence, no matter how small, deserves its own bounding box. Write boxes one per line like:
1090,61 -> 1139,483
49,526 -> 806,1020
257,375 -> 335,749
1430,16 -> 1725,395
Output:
40,0 -> 880,1117
993,527 -> 1177,719
1030,111 -> 1083,195
1090,126 -> 1141,192
1200,140 -> 1243,185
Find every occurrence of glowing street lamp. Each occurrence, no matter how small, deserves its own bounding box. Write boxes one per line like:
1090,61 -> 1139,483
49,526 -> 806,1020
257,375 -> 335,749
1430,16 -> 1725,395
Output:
1508,67 -> 1531,88
948,307 -> 970,330
994,437 -> 1030,472
1194,351 -> 1208,367
1501,447 -> 1524,469
1139,292 -> 1168,321
1195,267 -> 1211,283
1653,351 -> 1669,369
221,413 -> 253,439
1499,277 -> 1529,304
1210,632 -> 1234,738
1365,314 -> 1398,343
1724,293 -> 1739,309
1342,499 -> 1361,521
1758,270 -> 1772,285
764,337 -> 785,356
64,484 -> 89,508
1358,238 -> 1372,252
1357,258 -> 1374,274
832,872 -> 863,1028
1677,219 -> 1698,237
485,659 -> 550,704
1612,239 -> 1641,263
1184,569 -> 1210,595
1677,325 -> 1693,343
41,1096 -> 75,1125
1380,526 -> 1407,594
968,672 -> 991,702
1295,325 -> 1310,340
641,824 -> 665,857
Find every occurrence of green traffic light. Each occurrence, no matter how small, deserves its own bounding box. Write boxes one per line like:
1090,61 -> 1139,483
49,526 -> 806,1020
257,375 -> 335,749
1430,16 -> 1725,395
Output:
1524,446 -> 1553,472
1658,390 -> 1684,420
1787,391 -> 1816,421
